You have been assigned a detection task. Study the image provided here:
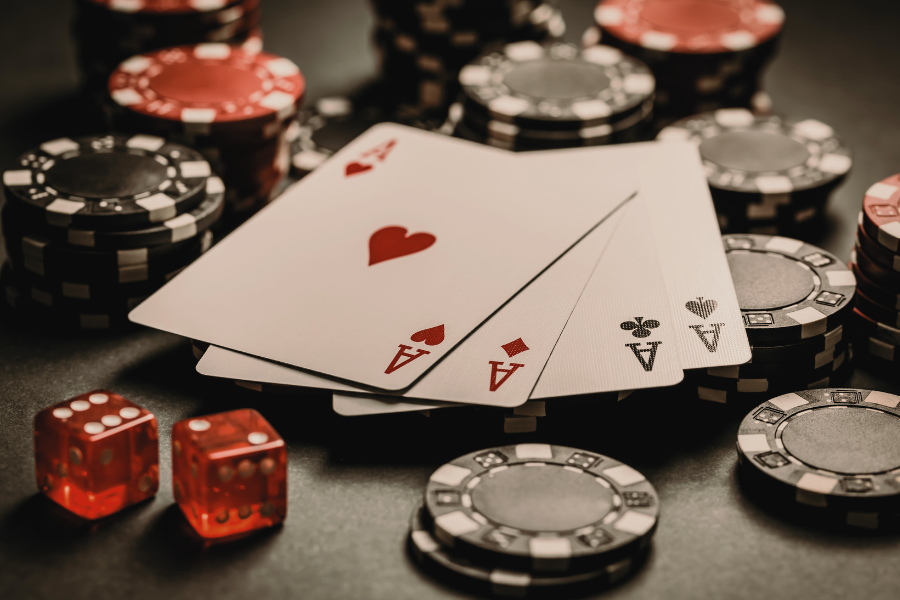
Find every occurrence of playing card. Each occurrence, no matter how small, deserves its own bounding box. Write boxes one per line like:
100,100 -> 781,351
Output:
197,200 -> 631,406
531,193 -> 683,397
638,140 -> 752,369
132,124 -> 638,390
332,394 -> 462,416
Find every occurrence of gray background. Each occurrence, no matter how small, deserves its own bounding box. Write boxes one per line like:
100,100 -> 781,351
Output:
1,1 -> 900,599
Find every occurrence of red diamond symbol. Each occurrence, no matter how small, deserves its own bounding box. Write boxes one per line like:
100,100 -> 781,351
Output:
501,338 -> 529,358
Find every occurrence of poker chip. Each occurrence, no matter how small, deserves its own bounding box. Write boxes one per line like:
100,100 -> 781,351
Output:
72,0 -> 263,94
369,2 -> 565,122
3,283 -> 135,330
736,389 -> 900,524
850,261 -> 900,312
703,341 -> 848,379
860,174 -> 900,253
854,290 -> 900,330
691,348 -> 848,393
109,44 -> 305,137
286,97 -> 382,177
659,110 -> 850,234
747,324 -> 843,363
2,134 -> 211,231
724,234 -> 856,344
424,443 -> 658,574
5,228 -> 211,284
590,0 -> 784,124
853,333 -> 900,366
852,247 -> 900,293
694,349 -> 854,404
856,220 -> 900,273
849,308 -> 900,346
3,177 -> 225,250
408,503 -> 639,597
459,42 -> 655,131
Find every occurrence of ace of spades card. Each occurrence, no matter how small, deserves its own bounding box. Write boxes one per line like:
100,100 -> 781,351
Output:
131,123 -> 639,390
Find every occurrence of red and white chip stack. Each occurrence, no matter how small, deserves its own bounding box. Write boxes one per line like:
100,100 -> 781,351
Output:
108,43 -> 304,222
850,174 -> 900,372
584,0 -> 784,129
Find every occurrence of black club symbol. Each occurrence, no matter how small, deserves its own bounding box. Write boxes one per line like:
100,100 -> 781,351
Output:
621,317 -> 660,338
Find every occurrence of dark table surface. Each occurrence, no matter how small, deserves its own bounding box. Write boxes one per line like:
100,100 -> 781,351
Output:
2,1 -> 900,599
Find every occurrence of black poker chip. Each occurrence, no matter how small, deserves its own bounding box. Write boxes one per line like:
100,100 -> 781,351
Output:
459,42 -> 655,132
849,308 -> 900,347
853,247 -> 900,293
856,224 -> 900,274
5,226 -> 212,284
737,388 -> 900,524
690,347 -> 849,393
658,111 -> 852,203
408,503 -> 641,597
2,134 -> 213,231
4,178 -> 225,250
694,349 -> 854,404
748,324 -> 844,363
703,341 -> 849,379
424,444 -> 658,574
851,261 -> 900,313
286,97 -> 383,178
855,290 -> 900,330
724,234 -> 856,345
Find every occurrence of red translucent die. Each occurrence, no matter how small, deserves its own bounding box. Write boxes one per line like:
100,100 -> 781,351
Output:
172,409 -> 287,539
33,390 -> 159,520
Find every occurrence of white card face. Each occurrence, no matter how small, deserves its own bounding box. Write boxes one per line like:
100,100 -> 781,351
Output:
197,201 -> 630,406
632,141 -> 751,368
531,193 -> 683,397
132,124 -> 638,390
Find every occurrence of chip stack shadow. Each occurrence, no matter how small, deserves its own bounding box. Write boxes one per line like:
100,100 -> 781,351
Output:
108,43 -> 305,223
368,0 -> 566,124
584,0 -> 784,129
1,133 -> 223,330
684,234 -> 856,404
850,173 -> 900,371
658,110 -> 852,236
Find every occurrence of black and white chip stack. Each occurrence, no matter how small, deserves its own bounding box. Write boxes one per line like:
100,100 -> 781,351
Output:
452,41 -> 655,151
658,110 -> 852,235
736,388 -> 900,529
849,173 -> 900,371
685,234 -> 856,405
584,0 -> 784,128
409,444 -> 659,595
368,0 -> 565,123
0,133 -> 223,330
71,0 -> 263,97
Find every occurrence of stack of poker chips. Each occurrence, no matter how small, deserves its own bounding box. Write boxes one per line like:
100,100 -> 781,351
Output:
408,444 -> 659,596
584,0 -> 783,128
685,234 -> 856,404
369,0 -> 565,122
657,110 -> 852,235
0,134 -> 223,330
72,0 -> 263,96
451,41 -> 656,151
849,174 -> 900,371
736,389 -> 900,530
108,44 -> 304,222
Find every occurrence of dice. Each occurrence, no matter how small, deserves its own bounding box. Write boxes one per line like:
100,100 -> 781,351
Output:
172,409 -> 287,539
33,390 -> 159,520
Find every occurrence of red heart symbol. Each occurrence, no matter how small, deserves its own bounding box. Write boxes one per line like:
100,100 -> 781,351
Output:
345,161 -> 372,177
411,324 -> 445,346
368,226 -> 436,266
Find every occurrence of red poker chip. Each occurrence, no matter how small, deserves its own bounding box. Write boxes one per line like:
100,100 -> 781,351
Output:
594,0 -> 785,54
860,173 -> 900,253
109,44 -> 305,136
